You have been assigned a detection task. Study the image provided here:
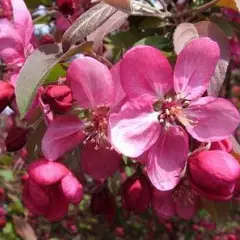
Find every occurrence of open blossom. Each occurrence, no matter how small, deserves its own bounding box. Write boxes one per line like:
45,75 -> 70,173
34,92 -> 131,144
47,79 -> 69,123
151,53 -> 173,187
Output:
152,180 -> 199,220
23,159 -> 83,221
109,38 -> 240,191
188,150 -> 240,201
42,57 -> 125,181
0,0 -> 34,86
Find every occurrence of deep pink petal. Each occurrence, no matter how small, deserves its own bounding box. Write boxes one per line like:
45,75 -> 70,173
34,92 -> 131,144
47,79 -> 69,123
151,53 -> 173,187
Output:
11,0 -> 33,48
120,46 -> 173,101
67,56 -> 115,108
61,173 -> 84,204
109,99 -> 161,158
0,19 -> 24,66
42,115 -> 86,161
110,61 -> 126,111
180,97 -> 240,142
210,138 -> 233,152
175,197 -> 199,220
147,126 -> 188,191
174,38 -> 220,100
28,158 -> 69,186
81,142 -> 121,181
23,178 -> 49,216
45,185 -> 69,222
152,189 -> 176,219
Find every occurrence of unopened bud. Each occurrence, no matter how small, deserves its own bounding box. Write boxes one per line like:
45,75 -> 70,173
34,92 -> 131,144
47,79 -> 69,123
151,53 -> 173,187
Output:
121,173 -> 152,214
0,81 -> 14,113
42,84 -> 73,114
57,0 -> 75,16
5,127 -> 29,152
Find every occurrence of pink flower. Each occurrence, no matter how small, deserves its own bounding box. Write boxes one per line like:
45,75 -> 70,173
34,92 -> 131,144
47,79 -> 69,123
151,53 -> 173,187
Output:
23,159 -> 83,222
0,0 -> 34,86
42,57 -> 125,181
188,150 -> 240,201
152,180 -> 199,220
109,38 -> 240,191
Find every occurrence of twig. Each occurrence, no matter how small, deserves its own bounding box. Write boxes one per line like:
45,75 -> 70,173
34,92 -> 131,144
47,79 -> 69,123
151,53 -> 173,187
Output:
33,10 -> 56,24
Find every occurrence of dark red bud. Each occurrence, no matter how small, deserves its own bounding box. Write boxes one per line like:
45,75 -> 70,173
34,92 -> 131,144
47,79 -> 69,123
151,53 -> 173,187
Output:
0,188 -> 5,201
0,0 -> 13,20
0,81 -> 14,113
5,127 -> 29,152
91,187 -> 116,222
0,216 -> 6,229
38,34 -> 55,45
42,85 -> 73,114
57,0 -> 75,16
121,174 -> 152,214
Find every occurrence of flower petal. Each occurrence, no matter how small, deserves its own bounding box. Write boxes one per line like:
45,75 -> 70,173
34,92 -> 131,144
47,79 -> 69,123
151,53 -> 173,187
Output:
120,46 -> 173,101
28,158 -> 69,186
42,115 -> 86,161
11,0 -> 33,48
67,56 -> 115,108
181,97 -> 240,142
147,126 -> 188,191
175,197 -> 199,220
81,143 -> 121,181
174,38 -> 220,100
110,61 -> 126,111
45,185 -> 69,222
61,174 -> 84,204
23,178 -> 49,216
152,189 -> 176,219
0,19 -> 24,66
109,99 -> 161,158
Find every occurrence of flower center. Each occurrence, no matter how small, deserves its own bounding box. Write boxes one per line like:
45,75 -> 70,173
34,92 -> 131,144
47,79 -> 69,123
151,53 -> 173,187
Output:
153,97 -> 190,126
82,106 -> 111,150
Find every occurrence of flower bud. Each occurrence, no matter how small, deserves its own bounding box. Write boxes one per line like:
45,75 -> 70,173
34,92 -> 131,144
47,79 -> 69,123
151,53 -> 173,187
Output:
42,85 -> 73,114
91,187 -> 116,222
38,34 -> 55,45
0,217 -> 6,229
0,81 -> 14,113
0,188 -> 5,201
189,150 -> 240,201
5,127 -> 29,152
57,0 -> 75,16
121,173 -> 152,214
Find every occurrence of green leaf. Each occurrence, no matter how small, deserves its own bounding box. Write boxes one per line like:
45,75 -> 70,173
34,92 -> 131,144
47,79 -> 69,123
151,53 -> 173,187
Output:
201,198 -> 230,229
44,64 -> 66,84
0,170 -> 14,181
0,155 -> 13,165
134,35 -> 172,51
210,16 -> 234,37
16,42 -> 93,119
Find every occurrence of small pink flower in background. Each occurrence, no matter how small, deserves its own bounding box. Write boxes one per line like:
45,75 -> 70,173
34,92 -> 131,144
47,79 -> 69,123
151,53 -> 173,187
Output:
152,179 -> 199,220
23,158 -> 83,222
121,173 -> 152,214
188,150 -> 240,201
42,57 -> 125,181
222,7 -> 240,24
109,38 -> 240,191
0,0 -> 34,86
0,0 -> 12,20
229,36 -> 240,66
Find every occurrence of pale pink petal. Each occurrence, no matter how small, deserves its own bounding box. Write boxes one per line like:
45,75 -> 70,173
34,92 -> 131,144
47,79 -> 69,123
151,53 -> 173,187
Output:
61,174 -> 84,204
110,61 -> 126,111
152,189 -> 176,219
42,115 -> 86,161
174,38 -> 220,100
0,19 -> 24,66
147,126 -> 188,191
81,142 -> 121,181
175,198 -> 199,220
45,185 -> 69,222
109,99 -> 161,158
67,56 -> 115,108
28,158 -> 69,186
120,46 -> 173,101
180,97 -> 240,142
11,0 -> 33,48
23,178 -> 49,216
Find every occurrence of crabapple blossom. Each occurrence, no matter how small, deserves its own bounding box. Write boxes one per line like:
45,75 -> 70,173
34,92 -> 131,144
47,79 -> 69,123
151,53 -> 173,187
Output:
109,38 -> 240,191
